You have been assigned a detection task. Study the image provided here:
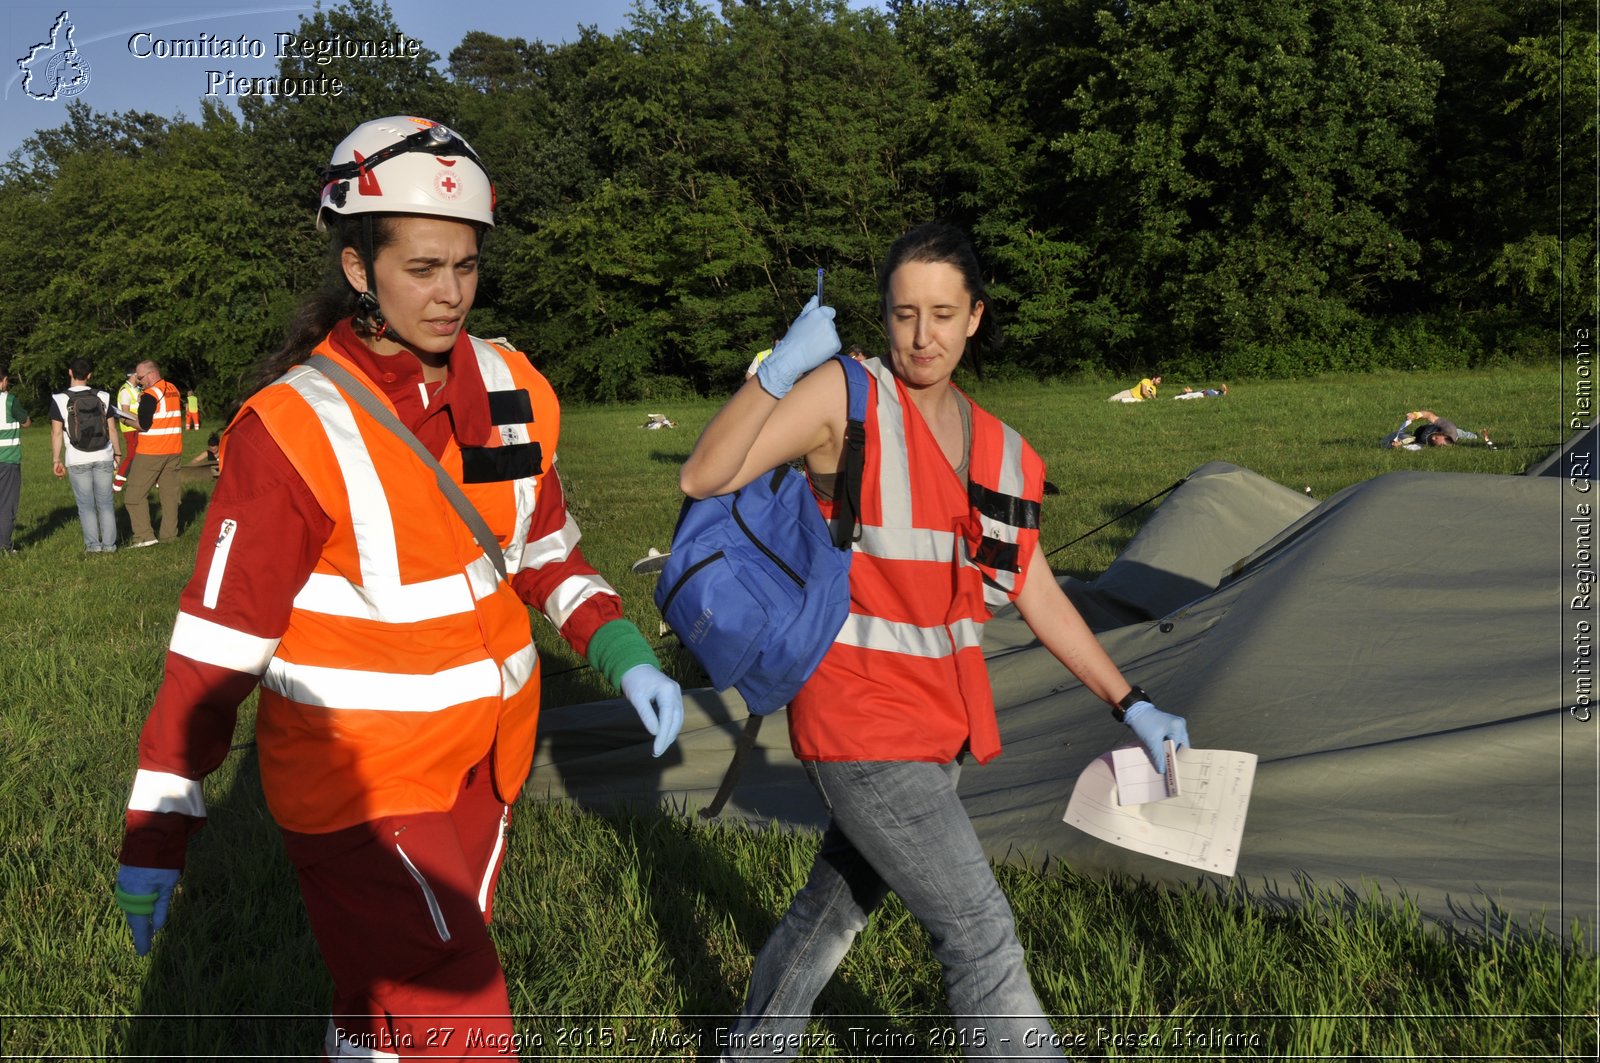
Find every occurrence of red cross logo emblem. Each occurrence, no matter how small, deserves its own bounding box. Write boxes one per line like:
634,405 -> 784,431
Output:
433,171 -> 460,200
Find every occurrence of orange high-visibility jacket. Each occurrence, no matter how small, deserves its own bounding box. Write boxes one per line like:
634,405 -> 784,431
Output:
788,359 -> 1045,765
237,337 -> 558,834
139,380 -> 184,455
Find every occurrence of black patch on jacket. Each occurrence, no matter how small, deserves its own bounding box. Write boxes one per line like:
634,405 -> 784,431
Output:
972,536 -> 1021,573
461,442 -> 542,483
487,388 -> 534,425
969,482 -> 1041,530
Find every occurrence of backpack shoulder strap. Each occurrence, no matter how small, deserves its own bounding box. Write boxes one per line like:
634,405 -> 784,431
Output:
830,354 -> 869,549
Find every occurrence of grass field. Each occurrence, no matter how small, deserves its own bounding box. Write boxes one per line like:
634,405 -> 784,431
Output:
1,363 -> 1594,1060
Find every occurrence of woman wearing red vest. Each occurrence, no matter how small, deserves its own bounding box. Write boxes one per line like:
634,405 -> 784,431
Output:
683,223 -> 1191,1057
113,116 -> 684,1059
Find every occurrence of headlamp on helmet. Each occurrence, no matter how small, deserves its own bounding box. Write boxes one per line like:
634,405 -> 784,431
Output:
316,116 -> 495,231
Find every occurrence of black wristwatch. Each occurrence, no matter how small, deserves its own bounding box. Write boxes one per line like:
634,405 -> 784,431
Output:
1111,685 -> 1150,724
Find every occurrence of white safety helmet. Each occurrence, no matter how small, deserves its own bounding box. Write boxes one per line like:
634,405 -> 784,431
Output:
317,115 -> 494,231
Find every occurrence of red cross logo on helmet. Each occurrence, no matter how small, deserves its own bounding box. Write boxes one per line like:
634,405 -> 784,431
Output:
316,116 -> 494,230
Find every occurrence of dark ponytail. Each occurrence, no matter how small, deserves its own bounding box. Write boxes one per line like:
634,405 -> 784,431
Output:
245,215 -> 399,396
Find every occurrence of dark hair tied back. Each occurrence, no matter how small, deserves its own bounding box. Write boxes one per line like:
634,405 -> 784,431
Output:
877,222 -> 999,371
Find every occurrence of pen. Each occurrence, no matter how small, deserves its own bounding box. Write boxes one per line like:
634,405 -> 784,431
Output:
816,267 -> 824,303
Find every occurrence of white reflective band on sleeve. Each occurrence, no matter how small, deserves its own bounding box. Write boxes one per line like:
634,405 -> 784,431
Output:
168,610 -> 280,675
856,525 -> 956,563
834,614 -> 984,658
501,641 -> 538,697
128,769 -> 207,817
201,518 -> 238,611
292,571 -> 476,622
864,361 -> 913,527
541,573 -> 615,630
522,513 -> 581,572
261,656 -> 501,712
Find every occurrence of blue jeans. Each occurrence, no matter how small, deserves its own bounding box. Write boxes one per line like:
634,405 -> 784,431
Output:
66,460 -> 117,552
726,759 -> 1062,1060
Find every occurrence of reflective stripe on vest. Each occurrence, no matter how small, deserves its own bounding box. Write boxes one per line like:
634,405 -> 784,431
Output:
116,382 -> 140,435
138,381 -> 184,453
0,393 -> 21,451
269,364 -> 501,625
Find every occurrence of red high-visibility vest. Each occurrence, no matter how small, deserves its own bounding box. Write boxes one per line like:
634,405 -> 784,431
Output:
788,359 -> 1045,764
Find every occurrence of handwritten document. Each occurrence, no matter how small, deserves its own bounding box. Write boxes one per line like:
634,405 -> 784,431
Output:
1064,746 -> 1258,877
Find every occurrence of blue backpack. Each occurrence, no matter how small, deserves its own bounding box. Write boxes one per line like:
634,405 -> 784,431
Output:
656,356 -> 869,815
656,354 -> 869,715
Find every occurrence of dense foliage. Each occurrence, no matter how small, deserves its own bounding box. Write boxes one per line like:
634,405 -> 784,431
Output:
0,0 -> 1588,409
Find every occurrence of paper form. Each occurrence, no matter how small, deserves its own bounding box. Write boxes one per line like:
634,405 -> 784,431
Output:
1112,740 -> 1179,805
1064,746 -> 1258,877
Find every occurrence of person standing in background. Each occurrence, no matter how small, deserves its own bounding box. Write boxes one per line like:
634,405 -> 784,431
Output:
50,358 -> 122,553
0,368 -> 31,553
184,390 -> 201,431
114,363 -> 141,493
122,360 -> 183,547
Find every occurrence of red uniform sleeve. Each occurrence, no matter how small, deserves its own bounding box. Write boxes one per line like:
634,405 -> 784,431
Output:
509,465 -> 624,660
119,411 -> 333,869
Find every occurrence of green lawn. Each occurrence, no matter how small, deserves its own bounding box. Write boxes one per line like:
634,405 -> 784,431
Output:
1,363 -> 1593,1059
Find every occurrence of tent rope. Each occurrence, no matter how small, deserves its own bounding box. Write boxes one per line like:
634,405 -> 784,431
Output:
1045,478 -> 1186,560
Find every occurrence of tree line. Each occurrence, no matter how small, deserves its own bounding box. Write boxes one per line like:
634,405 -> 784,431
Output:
0,0 -> 1588,413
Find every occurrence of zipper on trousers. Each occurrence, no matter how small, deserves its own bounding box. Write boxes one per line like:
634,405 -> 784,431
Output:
394,844 -> 452,943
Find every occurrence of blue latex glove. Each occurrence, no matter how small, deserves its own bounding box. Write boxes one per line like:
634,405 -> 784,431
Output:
621,663 -> 684,758
115,864 -> 180,956
755,295 -> 841,399
1122,701 -> 1190,776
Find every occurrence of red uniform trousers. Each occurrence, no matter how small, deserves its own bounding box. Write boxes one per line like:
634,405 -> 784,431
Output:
280,751 -> 519,1061
115,431 -> 138,484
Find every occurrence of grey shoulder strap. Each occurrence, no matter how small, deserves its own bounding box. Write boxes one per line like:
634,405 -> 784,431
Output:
305,354 -> 508,583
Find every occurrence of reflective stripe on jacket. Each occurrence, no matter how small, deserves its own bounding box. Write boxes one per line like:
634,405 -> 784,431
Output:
139,380 -> 184,454
234,336 -> 558,833
0,393 -> 21,456
788,358 -> 1045,764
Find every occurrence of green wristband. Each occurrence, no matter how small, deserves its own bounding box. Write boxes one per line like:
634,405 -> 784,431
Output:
114,885 -> 158,916
585,620 -> 659,689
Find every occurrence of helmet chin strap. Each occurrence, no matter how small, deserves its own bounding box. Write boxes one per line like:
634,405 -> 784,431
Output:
354,287 -> 436,358
352,214 -> 429,355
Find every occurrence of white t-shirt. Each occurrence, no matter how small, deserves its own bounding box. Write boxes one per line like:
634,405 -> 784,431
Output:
50,386 -> 116,466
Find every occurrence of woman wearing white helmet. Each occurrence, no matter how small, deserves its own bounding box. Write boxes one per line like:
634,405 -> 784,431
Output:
113,116 -> 683,1058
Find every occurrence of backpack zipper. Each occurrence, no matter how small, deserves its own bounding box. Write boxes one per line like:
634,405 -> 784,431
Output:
733,501 -> 804,587
660,550 -> 726,614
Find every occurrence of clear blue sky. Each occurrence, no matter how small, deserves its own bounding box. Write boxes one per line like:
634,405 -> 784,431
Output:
2,1 -> 883,160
